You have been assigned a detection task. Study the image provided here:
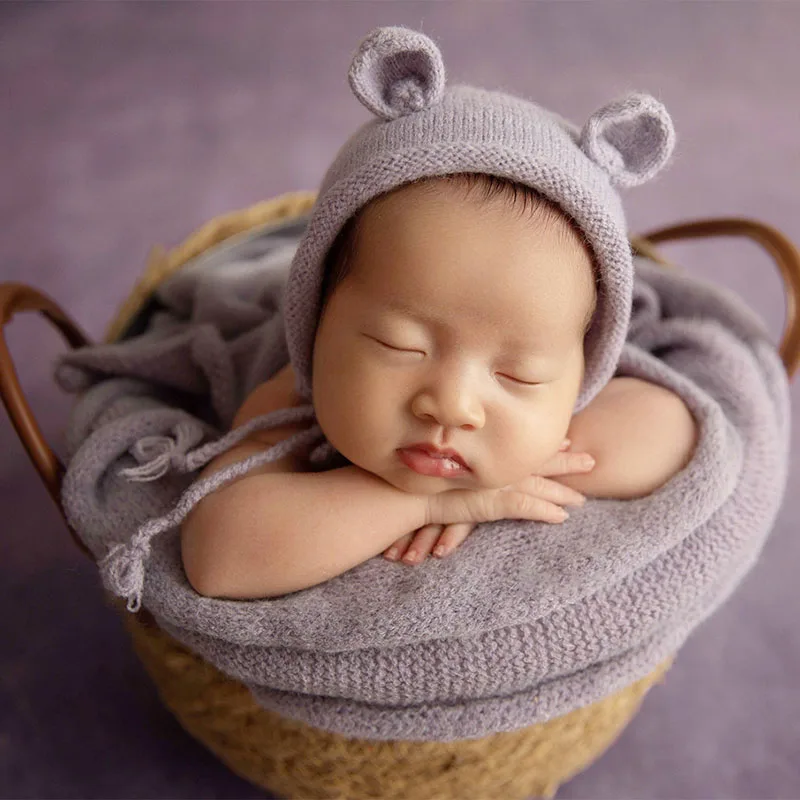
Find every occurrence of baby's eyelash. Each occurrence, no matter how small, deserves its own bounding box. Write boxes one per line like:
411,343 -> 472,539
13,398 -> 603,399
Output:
365,335 -> 540,384
498,373 -> 540,387
368,335 -> 425,355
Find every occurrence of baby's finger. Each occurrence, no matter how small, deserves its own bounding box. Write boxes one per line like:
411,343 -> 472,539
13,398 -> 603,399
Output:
512,474 -> 586,508
433,523 -> 475,558
499,491 -> 571,524
536,449 -> 595,478
383,532 -> 415,561
401,524 -> 444,565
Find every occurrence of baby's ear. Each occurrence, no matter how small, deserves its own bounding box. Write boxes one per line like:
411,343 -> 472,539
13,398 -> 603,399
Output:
348,26 -> 446,121
580,94 -> 676,188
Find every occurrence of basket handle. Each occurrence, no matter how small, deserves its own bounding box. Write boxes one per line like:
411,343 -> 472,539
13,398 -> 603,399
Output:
0,282 -> 92,558
0,218 -> 798,561
636,217 -> 800,378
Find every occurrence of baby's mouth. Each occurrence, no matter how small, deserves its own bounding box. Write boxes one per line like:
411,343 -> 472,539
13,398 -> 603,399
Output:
397,446 -> 472,477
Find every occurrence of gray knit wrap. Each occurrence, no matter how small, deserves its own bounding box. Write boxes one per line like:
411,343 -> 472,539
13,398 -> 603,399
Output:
284,26 -> 676,413
55,211 -> 791,741
51,27 -> 795,745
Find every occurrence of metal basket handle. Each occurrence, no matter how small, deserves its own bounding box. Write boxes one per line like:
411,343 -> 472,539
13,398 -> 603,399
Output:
0,282 -> 92,557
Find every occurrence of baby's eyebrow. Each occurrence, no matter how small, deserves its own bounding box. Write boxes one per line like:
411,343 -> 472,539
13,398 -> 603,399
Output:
380,297 -> 434,321
374,298 -> 450,331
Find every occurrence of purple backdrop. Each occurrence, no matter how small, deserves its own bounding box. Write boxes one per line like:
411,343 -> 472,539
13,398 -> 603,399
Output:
2,2 -> 798,798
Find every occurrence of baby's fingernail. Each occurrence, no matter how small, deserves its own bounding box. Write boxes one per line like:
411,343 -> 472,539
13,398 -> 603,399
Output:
434,545 -> 446,557
560,439 -> 571,450
581,455 -> 595,469
557,509 -> 569,521
403,550 -> 419,563
385,548 -> 399,560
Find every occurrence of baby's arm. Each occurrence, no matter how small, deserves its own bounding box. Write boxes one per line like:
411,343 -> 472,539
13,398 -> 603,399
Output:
183,460 -> 433,599
181,368 -> 430,599
181,367 -> 559,599
559,377 -> 699,500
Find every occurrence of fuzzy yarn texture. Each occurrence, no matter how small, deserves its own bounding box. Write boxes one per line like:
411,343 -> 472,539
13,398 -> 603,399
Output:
283,27 -> 677,413
56,213 -> 790,741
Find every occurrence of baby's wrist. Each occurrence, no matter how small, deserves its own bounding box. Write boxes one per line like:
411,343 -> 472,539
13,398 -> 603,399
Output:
339,464 -> 432,533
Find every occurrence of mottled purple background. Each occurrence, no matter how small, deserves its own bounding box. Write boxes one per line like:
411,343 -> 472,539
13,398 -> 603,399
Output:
2,2 -> 799,798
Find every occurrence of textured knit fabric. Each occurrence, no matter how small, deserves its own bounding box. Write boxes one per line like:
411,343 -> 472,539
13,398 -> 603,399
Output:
56,217 -> 791,741
283,27 -> 676,414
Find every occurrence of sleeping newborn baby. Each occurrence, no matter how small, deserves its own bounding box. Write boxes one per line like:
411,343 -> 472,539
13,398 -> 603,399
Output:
180,28 -> 698,599
181,173 -> 697,599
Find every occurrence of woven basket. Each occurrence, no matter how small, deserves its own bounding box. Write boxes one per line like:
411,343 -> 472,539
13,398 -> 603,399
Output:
2,192 -> 799,799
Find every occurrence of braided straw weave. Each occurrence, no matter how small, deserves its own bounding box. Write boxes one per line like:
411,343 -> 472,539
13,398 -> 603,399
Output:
107,194 -> 673,799
122,604 -> 669,800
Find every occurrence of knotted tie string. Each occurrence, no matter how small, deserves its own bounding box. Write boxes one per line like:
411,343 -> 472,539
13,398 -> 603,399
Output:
104,405 -> 336,611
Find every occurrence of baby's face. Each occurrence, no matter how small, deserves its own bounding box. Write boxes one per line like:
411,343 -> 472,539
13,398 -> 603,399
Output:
311,181 -> 595,494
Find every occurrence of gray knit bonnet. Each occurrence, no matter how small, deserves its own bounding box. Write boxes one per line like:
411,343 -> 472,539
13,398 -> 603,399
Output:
283,26 -> 676,413
95,26 -> 678,613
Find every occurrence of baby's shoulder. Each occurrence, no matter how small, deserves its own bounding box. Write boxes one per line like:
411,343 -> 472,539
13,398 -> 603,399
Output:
233,364 -> 310,451
600,376 -> 696,436
602,375 -> 683,407
566,375 -> 698,500
234,365 -> 298,423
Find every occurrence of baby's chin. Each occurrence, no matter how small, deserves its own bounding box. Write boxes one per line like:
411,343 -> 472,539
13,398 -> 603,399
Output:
343,451 -> 474,495
372,460 -> 507,496
385,472 -> 465,495
342,446 -> 543,494
375,457 -> 561,495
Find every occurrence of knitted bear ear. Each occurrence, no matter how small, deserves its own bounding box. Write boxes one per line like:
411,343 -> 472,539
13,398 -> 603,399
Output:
348,27 -> 446,121
580,93 -> 676,188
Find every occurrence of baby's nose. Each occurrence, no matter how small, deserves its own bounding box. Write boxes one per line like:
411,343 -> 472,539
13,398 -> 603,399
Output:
411,376 -> 485,430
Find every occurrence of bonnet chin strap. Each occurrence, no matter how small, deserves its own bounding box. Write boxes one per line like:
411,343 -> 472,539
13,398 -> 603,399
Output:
102,405 -> 336,612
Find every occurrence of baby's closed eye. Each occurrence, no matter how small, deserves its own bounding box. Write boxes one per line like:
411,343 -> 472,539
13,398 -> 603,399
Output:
365,334 -> 426,356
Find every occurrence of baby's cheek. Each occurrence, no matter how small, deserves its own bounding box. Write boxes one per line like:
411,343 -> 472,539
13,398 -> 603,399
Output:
316,368 -> 398,461
354,381 -> 405,444
496,410 -> 561,480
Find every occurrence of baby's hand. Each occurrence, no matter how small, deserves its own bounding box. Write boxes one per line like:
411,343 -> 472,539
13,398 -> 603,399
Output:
383,440 -> 595,565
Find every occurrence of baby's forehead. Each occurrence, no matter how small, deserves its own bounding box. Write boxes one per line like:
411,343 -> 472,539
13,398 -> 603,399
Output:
344,185 -> 597,338
351,200 -> 592,293
357,179 -> 590,253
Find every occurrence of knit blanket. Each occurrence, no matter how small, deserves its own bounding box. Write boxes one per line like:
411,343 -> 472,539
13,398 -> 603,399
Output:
56,218 -> 791,742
